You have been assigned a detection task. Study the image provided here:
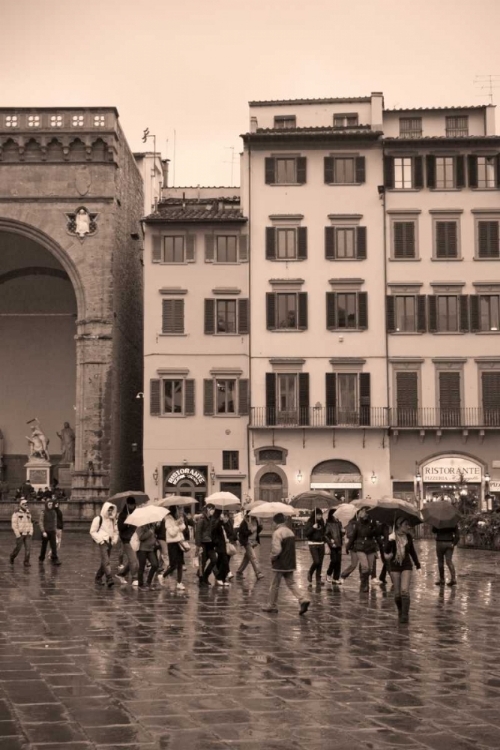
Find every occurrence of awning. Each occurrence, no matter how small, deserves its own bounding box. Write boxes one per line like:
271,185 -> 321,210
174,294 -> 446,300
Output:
311,473 -> 363,490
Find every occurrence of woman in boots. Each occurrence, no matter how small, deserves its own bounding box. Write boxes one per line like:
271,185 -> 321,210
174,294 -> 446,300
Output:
344,508 -> 379,591
304,508 -> 326,585
384,517 -> 421,624
325,509 -> 344,585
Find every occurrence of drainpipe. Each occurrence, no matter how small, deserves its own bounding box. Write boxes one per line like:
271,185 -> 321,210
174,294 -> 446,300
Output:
246,143 -> 252,496
381,147 -> 390,494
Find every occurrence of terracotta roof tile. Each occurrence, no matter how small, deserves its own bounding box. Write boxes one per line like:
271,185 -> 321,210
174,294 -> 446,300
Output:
249,97 -> 371,107
145,203 -> 246,223
385,105 -> 489,112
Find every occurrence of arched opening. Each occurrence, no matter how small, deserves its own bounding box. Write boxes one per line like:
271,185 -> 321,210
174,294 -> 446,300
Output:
0,228 -> 78,496
258,471 -> 284,503
310,459 -> 362,503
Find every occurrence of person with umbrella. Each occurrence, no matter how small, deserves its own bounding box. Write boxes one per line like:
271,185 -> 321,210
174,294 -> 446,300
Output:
422,502 -> 460,587
383,517 -> 421,624
116,496 -> 139,585
261,513 -> 311,616
304,508 -> 327,585
212,509 -> 234,587
343,507 -> 379,592
236,509 -> 264,580
325,508 -> 344,585
195,503 -> 217,587
161,506 -> 187,590
136,523 -> 160,589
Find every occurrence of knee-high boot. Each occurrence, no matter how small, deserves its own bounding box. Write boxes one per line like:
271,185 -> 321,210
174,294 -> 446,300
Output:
395,595 -> 402,622
400,594 -> 410,624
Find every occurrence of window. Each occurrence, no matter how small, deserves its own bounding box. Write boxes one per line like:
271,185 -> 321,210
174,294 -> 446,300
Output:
446,116 -> 468,137
326,292 -> 368,330
394,157 -> 413,189
50,115 -> 63,127
266,227 -> 307,261
222,451 -> 239,470
220,481 -> 242,498
435,157 -> 455,188
335,228 -> 355,259
325,226 -> 367,260
435,221 -> 458,258
216,300 -> 237,333
482,372 -> 500,425
94,115 -> 105,127
28,115 -> 40,128
477,221 -> 500,259
395,296 -> 417,332
274,115 -> 296,129
395,371 -> 419,426
216,235 -> 237,263
336,373 -> 358,423
334,158 -> 355,184
265,156 -> 306,185
72,115 -> 84,127
479,295 -> 500,331
216,379 -> 236,414
164,236 -> 184,263
278,374 -> 298,423
164,379 -> 183,414
437,295 -> 459,332
477,157 -> 497,188
277,228 -> 297,259
256,447 -> 286,464
162,299 -> 184,334
438,371 -> 462,426
5,115 -> 18,128
399,118 -> 422,138
266,372 -> 309,426
393,221 -> 416,259
334,113 -> 359,127
325,372 -> 371,426
324,156 -> 365,184
267,292 -> 307,330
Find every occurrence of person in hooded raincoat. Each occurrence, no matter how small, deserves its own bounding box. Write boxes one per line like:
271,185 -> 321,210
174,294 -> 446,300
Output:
89,502 -> 119,587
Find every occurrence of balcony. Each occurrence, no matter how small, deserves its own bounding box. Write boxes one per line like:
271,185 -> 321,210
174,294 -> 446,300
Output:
389,408 -> 500,429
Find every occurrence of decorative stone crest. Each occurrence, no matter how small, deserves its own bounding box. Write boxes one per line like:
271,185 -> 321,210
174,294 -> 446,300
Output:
66,206 -> 98,240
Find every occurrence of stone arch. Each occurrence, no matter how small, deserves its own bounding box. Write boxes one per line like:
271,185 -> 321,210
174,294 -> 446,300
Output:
0,217 -> 85,320
311,459 -> 361,476
24,138 -> 42,162
419,450 -> 486,470
254,463 -> 288,501
69,138 -> 86,161
1,138 -> 19,162
46,138 -> 64,162
91,138 -> 107,162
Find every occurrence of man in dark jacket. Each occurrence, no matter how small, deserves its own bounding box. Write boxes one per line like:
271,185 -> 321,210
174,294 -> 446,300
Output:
38,499 -> 61,565
236,511 -> 264,580
433,525 -> 459,586
116,496 -> 138,585
262,513 -> 310,615
195,503 -> 217,586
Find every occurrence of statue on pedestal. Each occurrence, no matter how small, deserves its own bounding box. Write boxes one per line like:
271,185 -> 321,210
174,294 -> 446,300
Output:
25,419 -> 50,461
57,422 -> 75,464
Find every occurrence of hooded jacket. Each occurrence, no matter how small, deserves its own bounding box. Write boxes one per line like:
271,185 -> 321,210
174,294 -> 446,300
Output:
12,504 -> 33,537
117,503 -> 137,542
90,502 -> 119,545
271,523 -> 297,572
164,512 -> 186,544
39,500 -> 57,534
137,523 -> 157,551
325,517 -> 344,549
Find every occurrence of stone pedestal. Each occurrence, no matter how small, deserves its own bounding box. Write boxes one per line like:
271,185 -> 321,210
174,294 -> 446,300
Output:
25,458 -> 52,491
56,463 -> 73,494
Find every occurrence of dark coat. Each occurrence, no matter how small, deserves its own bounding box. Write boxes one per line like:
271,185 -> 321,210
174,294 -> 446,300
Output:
54,506 -> 64,531
118,505 -> 137,542
271,524 -> 297,572
325,518 -> 344,548
347,517 -> 379,554
195,512 -> 215,546
137,525 -> 156,552
385,533 -> 421,571
211,517 -> 234,553
238,517 -> 262,547
433,526 -> 460,544
39,502 -> 57,534
304,517 -> 326,544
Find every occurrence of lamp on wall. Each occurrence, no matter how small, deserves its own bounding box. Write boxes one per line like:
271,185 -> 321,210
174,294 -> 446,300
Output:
210,467 -> 216,482
370,471 -> 377,485
296,470 -> 303,483
152,467 -> 159,485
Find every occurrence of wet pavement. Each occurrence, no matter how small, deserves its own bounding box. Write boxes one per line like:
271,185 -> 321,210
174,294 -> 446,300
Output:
0,532 -> 500,749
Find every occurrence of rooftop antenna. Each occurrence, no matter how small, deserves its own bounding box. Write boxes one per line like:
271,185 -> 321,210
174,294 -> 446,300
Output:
223,146 -> 238,187
173,130 -> 176,187
142,128 -> 157,211
474,75 -> 500,104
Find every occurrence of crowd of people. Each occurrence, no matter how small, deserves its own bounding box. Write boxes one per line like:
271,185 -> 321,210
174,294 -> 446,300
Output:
7,494 -> 460,626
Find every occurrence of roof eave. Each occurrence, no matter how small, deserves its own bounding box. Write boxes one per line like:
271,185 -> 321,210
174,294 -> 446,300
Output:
242,130 -> 383,144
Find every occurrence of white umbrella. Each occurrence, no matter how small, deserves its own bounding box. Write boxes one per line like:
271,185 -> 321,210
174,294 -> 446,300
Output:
248,502 -> 295,518
126,505 -> 168,526
156,496 -> 194,508
206,491 -> 241,509
334,504 -> 357,527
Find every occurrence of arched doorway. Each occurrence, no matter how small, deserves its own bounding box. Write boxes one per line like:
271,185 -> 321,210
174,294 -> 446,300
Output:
0,229 -> 77,494
258,471 -> 284,503
310,459 -> 362,502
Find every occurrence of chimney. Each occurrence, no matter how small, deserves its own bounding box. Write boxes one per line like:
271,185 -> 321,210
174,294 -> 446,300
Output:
162,159 -> 170,188
250,116 -> 258,133
370,91 -> 384,131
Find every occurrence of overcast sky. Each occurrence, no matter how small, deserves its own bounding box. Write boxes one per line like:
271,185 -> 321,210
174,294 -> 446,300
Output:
1,0 -> 500,186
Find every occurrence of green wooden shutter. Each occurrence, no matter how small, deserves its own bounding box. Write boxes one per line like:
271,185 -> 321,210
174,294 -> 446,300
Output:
456,155 -> 466,188
185,234 -> 196,262
325,226 -> 335,259
204,299 -> 215,334
496,155 -> 500,188
266,227 -> 276,259
426,155 -> 436,188
470,295 -> 480,332
296,157 -> 307,184
357,292 -> 368,330
417,295 -> 427,333
161,299 -> 171,333
298,373 -> 309,426
394,222 -> 415,259
173,300 -> 184,333
326,292 -> 336,329
386,296 -> 396,333
184,380 -> 195,416
239,379 -> 249,416
460,295 -> 469,332
359,373 -> 371,426
298,292 -> 308,330
238,234 -> 248,262
152,236 -> 162,263
396,372 -> 418,427
428,296 -> 437,333
482,372 -> 500,425
478,221 -> 499,259
383,156 -> 394,188
150,379 -> 161,416
237,298 -> 249,334
266,373 -> 277,426
162,299 -> 183,333
266,293 -> 276,330
356,226 -> 367,259
297,227 -> 308,259
203,379 -> 214,416
436,221 -> 457,259
468,155 -> 478,188
414,156 -> 424,189
355,156 -> 366,183
265,157 -> 275,184
205,234 -> 215,262
324,156 -> 334,184
325,373 -> 337,425
439,371 -> 461,427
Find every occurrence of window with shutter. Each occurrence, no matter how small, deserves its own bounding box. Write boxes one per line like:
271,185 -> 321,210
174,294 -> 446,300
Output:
357,292 -> 368,329
297,227 -> 307,259
426,155 -> 436,189
325,373 -> 337,425
239,234 -> 248,262
298,373 -> 309,426
277,373 -> 298,425
439,371 -> 461,427
428,296 -> 437,333
435,221 -> 458,259
478,295 -> 500,331
414,156 -> 424,189
399,118 -> 422,138
266,293 -> 277,330
275,157 -> 298,184
184,380 -> 195,416
215,235 -> 238,263
275,293 -> 298,329
215,379 -> 236,414
296,157 -> 307,184
386,296 -> 396,333
164,236 -> 185,263
435,157 -> 455,189
162,299 -> 184,334
150,379 -> 161,416
333,157 -> 356,184
459,295 -> 469,332
298,292 -> 308,330
204,299 -> 215,335
265,157 -> 275,184
468,155 -> 478,188
205,234 -> 215,262
477,156 -> 497,188
203,379 -> 214,416
185,234 -> 196,262
152,236 -> 162,263
216,299 -> 237,333
325,226 -> 335,260
394,157 -> 413,189
324,156 -> 334,184
335,227 -> 355,259
383,156 -> 395,189
266,372 -> 277,426
163,379 -> 183,414
395,372 -> 418,427
393,221 -> 416,259
436,295 -> 459,332
477,221 -> 500,259
238,298 -> 250,334
326,292 -> 337,329
239,379 -> 249,416
359,372 -> 371,426
355,156 -> 366,184
482,372 -> 500,426
356,226 -> 367,259
394,296 -> 417,332
417,295 -> 427,333
456,155 -> 466,188
276,228 -> 297,260
266,227 -> 276,260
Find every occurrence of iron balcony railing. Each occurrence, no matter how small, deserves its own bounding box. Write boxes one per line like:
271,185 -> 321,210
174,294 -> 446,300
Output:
250,407 -> 500,429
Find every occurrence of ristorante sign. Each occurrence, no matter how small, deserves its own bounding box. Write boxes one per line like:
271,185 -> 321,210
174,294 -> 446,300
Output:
165,466 -> 207,486
421,457 -> 482,484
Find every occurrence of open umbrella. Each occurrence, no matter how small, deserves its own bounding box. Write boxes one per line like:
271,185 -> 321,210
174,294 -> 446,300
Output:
156,496 -> 194,508
334,504 -> 357,527
366,497 -> 423,528
422,501 -> 459,530
290,491 -> 340,511
206,491 -> 241,510
246,500 -> 266,511
125,505 -> 168,526
248,502 -> 295,518
108,491 -> 149,512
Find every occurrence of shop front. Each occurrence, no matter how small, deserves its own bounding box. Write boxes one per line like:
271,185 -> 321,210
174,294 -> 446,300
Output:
163,465 -> 208,509
416,455 -> 486,511
310,460 -> 363,503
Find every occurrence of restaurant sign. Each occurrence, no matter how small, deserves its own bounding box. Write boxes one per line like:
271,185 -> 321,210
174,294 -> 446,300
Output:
165,466 -> 206,486
421,457 -> 482,484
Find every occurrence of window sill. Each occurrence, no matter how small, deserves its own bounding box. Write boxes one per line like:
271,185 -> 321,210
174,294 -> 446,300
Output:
158,333 -> 188,337
327,328 -> 366,333
158,414 -> 189,418
387,188 -> 421,193
430,188 -> 462,192
325,182 -> 362,187
210,414 -> 245,418
389,258 -> 421,262
327,257 -> 366,262
390,331 -> 424,335
269,258 -> 305,262
431,257 -> 463,262
475,330 -> 500,334
208,333 -> 246,337
206,261 -> 243,265
153,261 -> 190,265
472,187 -> 499,191
269,183 -> 304,187
431,331 -> 466,335
268,328 -> 306,333
473,257 -> 500,261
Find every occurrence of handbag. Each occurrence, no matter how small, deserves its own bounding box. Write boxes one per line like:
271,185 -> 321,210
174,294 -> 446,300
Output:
130,532 -> 140,552
226,542 -> 237,557
179,540 -> 190,552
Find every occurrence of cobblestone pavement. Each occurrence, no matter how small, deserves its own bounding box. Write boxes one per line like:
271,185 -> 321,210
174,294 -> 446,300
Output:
0,532 -> 500,749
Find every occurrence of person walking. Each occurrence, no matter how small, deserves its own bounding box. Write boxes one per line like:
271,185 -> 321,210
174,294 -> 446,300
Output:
116,496 -> 139,585
304,508 -> 326,585
195,503 -> 217,587
384,517 -> 421,624
433,524 -> 459,587
344,508 -> 378,591
325,508 -> 344,585
162,507 -> 187,590
262,513 -> 310,615
49,500 -> 64,559
38,499 -> 61,565
236,510 -> 264,580
212,509 -> 233,587
90,502 -> 119,586
136,523 -> 160,589
10,498 -> 33,567
340,516 -> 360,582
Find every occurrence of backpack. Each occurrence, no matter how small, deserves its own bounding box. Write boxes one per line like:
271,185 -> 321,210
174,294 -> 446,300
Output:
90,516 -> 103,537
